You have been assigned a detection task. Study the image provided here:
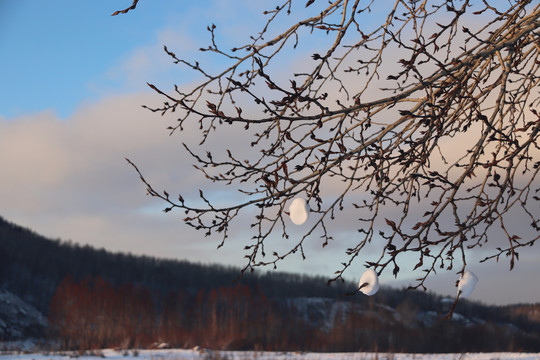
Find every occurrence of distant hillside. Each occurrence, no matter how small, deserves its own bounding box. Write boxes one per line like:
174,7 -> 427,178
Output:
1,215 -> 540,352
0,215 -> 350,314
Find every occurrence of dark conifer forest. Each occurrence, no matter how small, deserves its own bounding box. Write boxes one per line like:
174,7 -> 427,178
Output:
1,216 -> 539,352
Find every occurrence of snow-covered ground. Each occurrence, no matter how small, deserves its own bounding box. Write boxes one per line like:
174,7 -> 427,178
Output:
1,349 -> 539,360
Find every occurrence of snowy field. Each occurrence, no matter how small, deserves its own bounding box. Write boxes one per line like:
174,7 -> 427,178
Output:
1,349 -> 539,360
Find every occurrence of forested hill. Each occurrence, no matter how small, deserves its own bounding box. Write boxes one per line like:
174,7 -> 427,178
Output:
1,215 -> 540,352
0,215 -> 350,313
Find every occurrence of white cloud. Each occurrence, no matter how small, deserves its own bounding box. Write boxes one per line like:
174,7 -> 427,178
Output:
0,89 -> 294,271
0,93 -> 213,256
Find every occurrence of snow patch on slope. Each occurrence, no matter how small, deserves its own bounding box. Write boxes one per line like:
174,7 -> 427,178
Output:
0,289 -> 47,340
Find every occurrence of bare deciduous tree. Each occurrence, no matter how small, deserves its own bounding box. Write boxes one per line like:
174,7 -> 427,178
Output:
120,1 -> 539,291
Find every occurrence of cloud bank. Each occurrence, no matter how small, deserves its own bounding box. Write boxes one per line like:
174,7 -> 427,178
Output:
1,90 -> 538,306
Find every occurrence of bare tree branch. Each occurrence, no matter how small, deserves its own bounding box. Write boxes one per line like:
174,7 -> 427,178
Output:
111,0 -> 139,16
124,0 -> 540,301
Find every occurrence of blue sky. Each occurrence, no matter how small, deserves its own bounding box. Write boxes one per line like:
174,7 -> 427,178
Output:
1,1 -> 152,118
0,0 -> 267,119
1,1 -> 539,305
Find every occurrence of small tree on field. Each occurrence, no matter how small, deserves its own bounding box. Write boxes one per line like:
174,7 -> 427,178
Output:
118,1 -> 539,292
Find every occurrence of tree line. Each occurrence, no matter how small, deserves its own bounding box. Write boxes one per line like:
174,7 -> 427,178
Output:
2,216 -> 540,352
0,215 -> 348,315
47,275 -> 540,353
47,275 -> 320,351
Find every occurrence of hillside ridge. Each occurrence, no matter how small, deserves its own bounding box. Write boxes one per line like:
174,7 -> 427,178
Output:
1,215 -> 539,352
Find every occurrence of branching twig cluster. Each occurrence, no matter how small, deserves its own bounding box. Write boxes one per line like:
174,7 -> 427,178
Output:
119,1 -> 539,291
